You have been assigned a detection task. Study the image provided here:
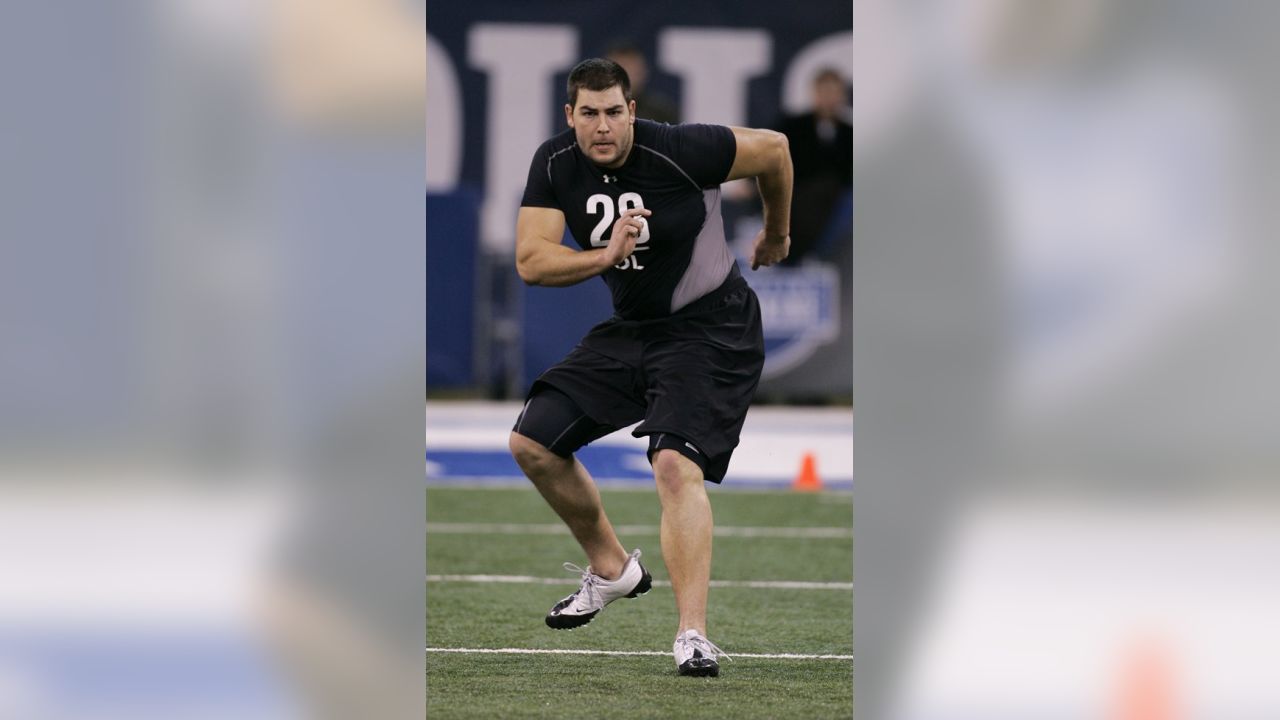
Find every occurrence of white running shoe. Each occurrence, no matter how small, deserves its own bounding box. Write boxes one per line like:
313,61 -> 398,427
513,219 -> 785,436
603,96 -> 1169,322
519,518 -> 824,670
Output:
673,629 -> 730,677
545,549 -> 652,629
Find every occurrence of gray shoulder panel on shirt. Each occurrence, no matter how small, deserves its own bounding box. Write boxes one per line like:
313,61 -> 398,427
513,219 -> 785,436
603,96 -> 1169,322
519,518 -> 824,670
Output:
669,188 -> 733,313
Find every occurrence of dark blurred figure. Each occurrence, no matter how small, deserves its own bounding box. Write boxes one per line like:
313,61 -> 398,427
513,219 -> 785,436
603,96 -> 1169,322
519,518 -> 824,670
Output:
605,41 -> 680,125
774,68 -> 852,265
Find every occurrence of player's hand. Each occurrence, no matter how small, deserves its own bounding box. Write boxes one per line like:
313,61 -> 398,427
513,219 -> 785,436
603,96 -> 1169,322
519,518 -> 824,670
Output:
602,207 -> 651,268
749,230 -> 790,270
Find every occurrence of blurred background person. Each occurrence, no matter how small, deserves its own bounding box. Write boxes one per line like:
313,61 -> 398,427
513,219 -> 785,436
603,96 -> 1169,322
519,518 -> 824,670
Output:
605,40 -> 681,125
773,67 -> 852,266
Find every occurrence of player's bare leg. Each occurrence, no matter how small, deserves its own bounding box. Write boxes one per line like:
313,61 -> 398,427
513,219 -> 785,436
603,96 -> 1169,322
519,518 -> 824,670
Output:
509,431 -> 629,580
651,449 -> 713,636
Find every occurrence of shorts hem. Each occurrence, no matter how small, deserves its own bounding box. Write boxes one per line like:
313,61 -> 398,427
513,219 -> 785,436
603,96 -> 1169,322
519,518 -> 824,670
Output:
633,426 -> 731,484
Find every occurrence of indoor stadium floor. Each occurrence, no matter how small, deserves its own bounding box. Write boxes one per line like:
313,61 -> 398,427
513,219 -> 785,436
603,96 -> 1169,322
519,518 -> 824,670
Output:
426,400 -> 854,717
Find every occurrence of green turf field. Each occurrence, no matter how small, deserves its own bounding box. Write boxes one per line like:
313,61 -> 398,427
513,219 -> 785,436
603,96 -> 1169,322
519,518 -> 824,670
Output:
426,485 -> 853,719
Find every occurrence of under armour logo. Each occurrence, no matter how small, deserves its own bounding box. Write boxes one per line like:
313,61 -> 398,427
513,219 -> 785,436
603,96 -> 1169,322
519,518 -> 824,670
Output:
602,174 -> 617,183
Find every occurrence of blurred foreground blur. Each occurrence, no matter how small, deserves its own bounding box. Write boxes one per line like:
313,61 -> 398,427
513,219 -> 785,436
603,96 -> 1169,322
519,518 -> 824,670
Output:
853,0 -> 1280,717
1,1 -> 423,717
7,0 -> 1280,716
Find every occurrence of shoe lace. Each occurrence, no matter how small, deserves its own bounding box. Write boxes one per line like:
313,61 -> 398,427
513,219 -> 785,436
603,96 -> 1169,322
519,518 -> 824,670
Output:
685,633 -> 732,662
562,562 -> 602,608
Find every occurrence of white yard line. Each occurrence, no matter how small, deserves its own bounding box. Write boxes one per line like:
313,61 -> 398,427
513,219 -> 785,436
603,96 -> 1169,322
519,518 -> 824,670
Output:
426,647 -> 852,660
426,522 -> 851,539
426,574 -> 851,590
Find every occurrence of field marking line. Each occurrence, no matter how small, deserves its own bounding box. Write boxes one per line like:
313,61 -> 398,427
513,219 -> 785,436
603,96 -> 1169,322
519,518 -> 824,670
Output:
426,647 -> 852,660
426,574 -> 851,590
426,522 -> 851,539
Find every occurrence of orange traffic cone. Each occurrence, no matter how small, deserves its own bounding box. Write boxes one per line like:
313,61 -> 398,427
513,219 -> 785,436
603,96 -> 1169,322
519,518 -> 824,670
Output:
1111,635 -> 1178,720
792,452 -> 822,492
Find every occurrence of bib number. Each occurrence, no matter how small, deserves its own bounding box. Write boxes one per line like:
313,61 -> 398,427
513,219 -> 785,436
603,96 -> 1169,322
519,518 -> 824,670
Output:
587,193 -> 650,270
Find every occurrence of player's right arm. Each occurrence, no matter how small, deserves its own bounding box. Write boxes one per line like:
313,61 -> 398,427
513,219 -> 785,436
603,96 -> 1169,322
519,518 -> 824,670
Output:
515,205 -> 650,286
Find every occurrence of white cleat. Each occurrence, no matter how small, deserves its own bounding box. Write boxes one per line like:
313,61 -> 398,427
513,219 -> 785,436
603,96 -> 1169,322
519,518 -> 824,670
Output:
674,629 -> 730,677
545,549 -> 652,630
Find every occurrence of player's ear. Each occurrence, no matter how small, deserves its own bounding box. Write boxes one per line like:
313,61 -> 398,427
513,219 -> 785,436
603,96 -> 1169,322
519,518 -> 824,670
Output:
628,99 -> 636,122
564,103 -> 574,127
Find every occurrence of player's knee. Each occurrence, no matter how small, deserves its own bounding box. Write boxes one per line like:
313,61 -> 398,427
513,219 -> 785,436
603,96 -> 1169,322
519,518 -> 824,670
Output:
509,431 -> 563,477
652,449 -> 701,495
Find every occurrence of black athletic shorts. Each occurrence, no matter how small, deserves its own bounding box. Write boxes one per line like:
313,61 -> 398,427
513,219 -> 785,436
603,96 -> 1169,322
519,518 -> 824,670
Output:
513,272 -> 764,483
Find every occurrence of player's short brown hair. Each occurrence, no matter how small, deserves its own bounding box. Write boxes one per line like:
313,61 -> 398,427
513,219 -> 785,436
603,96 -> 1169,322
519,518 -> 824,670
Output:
566,58 -> 632,107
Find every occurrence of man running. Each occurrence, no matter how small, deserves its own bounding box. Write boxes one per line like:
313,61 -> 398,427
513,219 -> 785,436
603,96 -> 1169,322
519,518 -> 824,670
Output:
508,57 -> 792,677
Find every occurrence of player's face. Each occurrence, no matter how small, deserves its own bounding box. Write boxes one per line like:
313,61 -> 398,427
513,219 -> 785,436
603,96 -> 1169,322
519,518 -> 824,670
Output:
566,86 -> 636,169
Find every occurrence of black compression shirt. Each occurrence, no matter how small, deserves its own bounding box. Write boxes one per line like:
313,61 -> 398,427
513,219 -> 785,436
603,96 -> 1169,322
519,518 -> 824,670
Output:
520,120 -> 738,320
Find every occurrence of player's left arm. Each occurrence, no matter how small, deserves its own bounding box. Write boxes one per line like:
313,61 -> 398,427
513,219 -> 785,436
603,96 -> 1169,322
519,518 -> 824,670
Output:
727,126 -> 792,270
